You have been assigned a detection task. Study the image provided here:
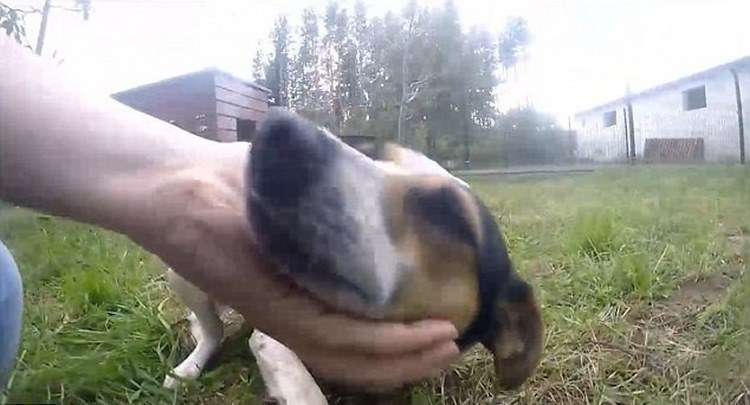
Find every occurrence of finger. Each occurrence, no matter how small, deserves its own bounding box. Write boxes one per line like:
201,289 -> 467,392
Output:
293,316 -> 459,356
303,340 -> 460,390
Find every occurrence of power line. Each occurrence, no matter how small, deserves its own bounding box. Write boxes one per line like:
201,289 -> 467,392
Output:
9,0 -> 207,7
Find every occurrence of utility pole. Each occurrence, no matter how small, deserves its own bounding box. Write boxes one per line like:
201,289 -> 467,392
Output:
34,0 -> 91,56
731,68 -> 746,164
35,0 -> 51,55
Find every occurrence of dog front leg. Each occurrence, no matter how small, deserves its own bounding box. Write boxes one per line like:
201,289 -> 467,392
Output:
163,269 -> 225,389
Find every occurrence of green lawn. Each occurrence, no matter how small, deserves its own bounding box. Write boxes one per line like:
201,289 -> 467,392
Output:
2,165 -> 749,404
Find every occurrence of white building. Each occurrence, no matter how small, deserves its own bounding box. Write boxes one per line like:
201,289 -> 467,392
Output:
573,56 -> 750,163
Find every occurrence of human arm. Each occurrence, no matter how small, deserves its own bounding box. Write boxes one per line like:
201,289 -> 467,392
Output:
0,36 -> 459,389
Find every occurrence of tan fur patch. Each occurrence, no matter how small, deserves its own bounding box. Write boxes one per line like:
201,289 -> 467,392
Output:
379,175 -> 481,334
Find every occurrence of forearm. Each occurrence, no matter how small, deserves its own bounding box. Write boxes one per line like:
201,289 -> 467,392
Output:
0,36 -> 225,235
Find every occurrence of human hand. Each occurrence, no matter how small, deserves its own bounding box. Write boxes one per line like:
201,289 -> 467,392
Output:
124,142 -> 460,391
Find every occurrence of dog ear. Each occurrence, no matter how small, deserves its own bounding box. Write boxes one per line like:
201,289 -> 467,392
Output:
482,279 -> 544,390
381,143 -> 470,188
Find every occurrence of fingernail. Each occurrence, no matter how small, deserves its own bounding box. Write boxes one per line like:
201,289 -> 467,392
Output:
441,340 -> 460,357
434,341 -> 460,367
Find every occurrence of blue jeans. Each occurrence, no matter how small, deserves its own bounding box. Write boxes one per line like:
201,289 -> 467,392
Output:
0,241 -> 22,391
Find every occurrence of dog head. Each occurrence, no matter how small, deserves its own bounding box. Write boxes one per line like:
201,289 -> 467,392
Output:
247,108 -> 543,389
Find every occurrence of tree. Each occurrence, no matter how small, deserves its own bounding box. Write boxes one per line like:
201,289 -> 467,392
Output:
361,11 -> 401,140
290,8 -> 323,116
35,0 -> 93,56
498,16 -> 530,76
419,0 -> 464,159
1,2 -> 29,46
251,42 -> 270,86
248,2 -> 536,168
464,28 -> 500,130
265,16 -> 291,107
334,7 -> 357,130
395,0 -> 430,145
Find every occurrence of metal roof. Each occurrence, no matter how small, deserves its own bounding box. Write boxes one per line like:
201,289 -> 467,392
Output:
111,67 -> 271,98
575,55 -> 750,116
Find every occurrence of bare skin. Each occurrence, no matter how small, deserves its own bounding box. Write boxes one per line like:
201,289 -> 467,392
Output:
0,36 -> 459,390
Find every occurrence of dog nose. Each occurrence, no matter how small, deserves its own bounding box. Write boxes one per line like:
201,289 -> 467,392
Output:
250,109 -> 334,207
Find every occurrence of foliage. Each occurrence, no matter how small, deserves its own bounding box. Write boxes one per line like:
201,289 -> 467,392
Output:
498,16 -> 530,71
264,16 -> 292,107
252,1 -> 531,164
467,107 -> 576,168
0,2 -> 28,45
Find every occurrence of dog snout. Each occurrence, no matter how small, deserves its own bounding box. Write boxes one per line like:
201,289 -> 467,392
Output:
250,109 -> 336,207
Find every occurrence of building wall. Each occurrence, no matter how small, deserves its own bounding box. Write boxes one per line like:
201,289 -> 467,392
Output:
574,63 -> 750,163
213,72 -> 270,142
112,71 -> 219,140
574,104 -> 629,162
739,66 -> 750,161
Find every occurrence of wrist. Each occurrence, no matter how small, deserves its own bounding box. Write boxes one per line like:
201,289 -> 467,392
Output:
117,141 -> 251,259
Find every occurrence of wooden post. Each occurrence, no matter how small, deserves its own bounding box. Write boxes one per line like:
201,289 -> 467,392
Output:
627,102 -> 636,162
731,68 -> 746,164
622,107 -> 629,159
34,0 -> 52,56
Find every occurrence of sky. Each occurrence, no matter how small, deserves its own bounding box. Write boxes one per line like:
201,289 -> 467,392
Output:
9,0 -> 750,124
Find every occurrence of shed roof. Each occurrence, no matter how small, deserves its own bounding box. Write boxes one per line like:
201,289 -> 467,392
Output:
575,55 -> 750,116
111,67 -> 271,99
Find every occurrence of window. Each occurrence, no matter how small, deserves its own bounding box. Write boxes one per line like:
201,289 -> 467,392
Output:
682,85 -> 707,111
603,110 -> 617,127
237,119 -> 257,143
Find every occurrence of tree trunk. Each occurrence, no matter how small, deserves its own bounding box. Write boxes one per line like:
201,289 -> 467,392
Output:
397,42 -> 408,145
462,102 -> 471,169
35,0 -> 52,56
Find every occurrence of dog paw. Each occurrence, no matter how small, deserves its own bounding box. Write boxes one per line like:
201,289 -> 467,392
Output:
162,374 -> 181,390
163,364 -> 202,389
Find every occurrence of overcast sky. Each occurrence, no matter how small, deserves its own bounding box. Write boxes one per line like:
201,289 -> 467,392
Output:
9,0 -> 749,123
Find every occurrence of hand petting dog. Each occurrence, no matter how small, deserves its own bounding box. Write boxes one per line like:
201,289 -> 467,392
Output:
0,35 -> 460,391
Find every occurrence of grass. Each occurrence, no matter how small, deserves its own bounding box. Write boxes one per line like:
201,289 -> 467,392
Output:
1,165 -> 749,404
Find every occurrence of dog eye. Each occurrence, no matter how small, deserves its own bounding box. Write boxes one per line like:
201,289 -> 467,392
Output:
404,185 -> 477,247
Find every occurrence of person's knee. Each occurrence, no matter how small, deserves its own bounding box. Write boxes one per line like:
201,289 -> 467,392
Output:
0,241 -> 23,391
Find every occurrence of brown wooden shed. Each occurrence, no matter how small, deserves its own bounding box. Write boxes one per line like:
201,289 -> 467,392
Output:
111,68 -> 271,143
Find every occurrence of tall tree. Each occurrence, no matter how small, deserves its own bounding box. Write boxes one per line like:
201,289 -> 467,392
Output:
320,1 -> 341,129
420,0 -> 463,159
251,42 -> 270,86
362,11 -> 401,140
348,0 -> 369,129
35,0 -> 93,56
395,0 -> 430,145
498,16 -> 530,76
334,7 -> 357,131
265,16 -> 291,107
464,28 -> 499,130
249,2 -> 533,166
290,8 -> 322,116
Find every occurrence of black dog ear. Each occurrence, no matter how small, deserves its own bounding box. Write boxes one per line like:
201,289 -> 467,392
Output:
503,277 -> 533,303
482,279 -> 544,390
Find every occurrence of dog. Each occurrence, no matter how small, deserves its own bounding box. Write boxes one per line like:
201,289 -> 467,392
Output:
162,109 -> 544,401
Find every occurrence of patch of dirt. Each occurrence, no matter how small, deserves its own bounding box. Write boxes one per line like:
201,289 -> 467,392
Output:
614,232 -> 748,380
728,233 -> 748,264
636,232 -> 746,322
662,269 -> 736,314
